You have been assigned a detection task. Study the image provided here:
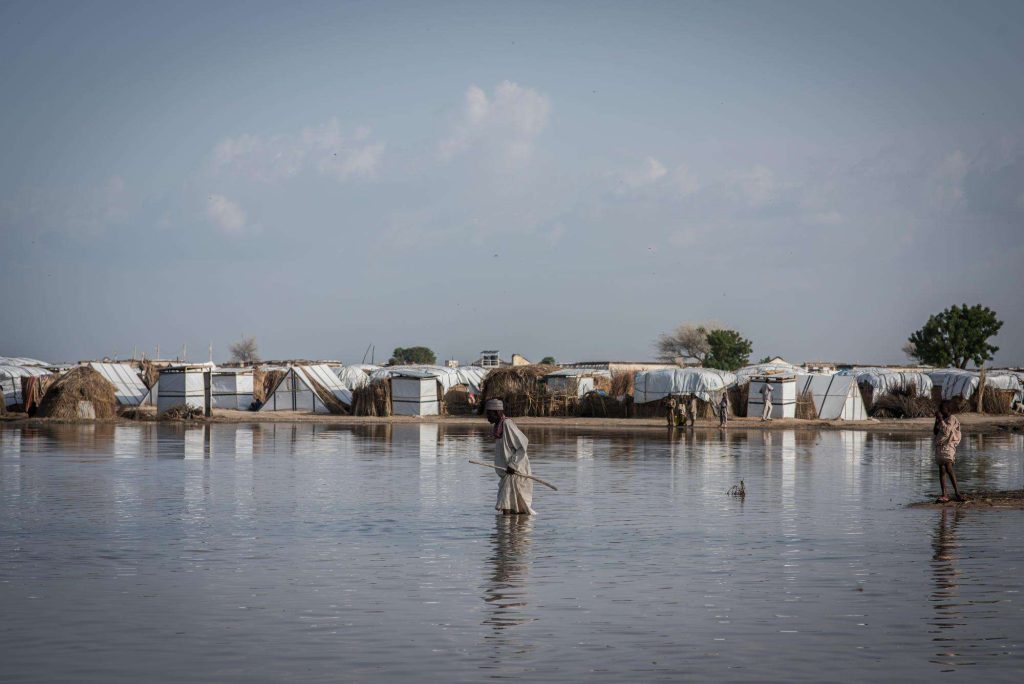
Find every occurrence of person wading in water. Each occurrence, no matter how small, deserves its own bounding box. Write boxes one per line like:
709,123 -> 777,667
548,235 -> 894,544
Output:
485,399 -> 535,515
933,400 -> 964,503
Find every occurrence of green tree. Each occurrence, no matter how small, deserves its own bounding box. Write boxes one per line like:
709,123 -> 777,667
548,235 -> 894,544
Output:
540,356 -> 556,365
389,346 -> 437,365
908,304 -> 1003,368
704,329 -> 753,371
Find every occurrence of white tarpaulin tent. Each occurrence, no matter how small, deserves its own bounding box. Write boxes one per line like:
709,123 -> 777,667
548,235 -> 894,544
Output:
157,366 -> 208,415
747,376 -> 797,419
211,368 -> 254,410
371,365 -> 489,394
843,368 -> 933,398
391,373 -> 440,416
259,364 -> 352,413
796,374 -> 867,420
89,362 -> 148,406
928,369 -> 1023,401
1,365 -> 52,407
634,368 -> 736,404
0,356 -> 49,367
333,365 -> 371,390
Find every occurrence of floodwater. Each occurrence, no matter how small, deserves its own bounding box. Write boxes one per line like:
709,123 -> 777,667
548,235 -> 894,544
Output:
1,423 -> 1022,683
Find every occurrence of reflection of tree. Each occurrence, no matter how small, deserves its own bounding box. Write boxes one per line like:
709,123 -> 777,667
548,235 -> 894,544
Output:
929,508 -> 965,668
483,515 -> 534,633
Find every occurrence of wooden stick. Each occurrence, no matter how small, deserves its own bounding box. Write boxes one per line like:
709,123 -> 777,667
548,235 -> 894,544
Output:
468,459 -> 559,491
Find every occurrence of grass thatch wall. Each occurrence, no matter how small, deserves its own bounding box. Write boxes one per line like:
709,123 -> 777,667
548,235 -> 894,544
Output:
795,390 -> 818,420
869,385 -> 936,419
479,364 -> 557,417
727,385 -> 749,417
982,388 -> 1015,415
253,368 -> 286,404
37,366 -> 118,420
353,379 -> 392,416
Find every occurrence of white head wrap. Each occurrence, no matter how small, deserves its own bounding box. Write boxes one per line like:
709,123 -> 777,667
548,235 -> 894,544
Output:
485,399 -> 504,411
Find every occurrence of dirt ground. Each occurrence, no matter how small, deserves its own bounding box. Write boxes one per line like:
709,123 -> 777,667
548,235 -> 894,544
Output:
908,490 -> 1024,510
8,407 -> 1024,435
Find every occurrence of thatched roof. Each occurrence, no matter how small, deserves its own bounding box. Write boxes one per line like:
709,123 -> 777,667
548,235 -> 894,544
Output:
37,366 -> 118,420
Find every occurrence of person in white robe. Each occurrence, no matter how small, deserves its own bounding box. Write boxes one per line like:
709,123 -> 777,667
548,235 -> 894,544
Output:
485,399 -> 535,515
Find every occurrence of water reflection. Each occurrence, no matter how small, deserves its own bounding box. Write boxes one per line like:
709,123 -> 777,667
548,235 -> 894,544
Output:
483,515 -> 534,633
930,508 -> 968,670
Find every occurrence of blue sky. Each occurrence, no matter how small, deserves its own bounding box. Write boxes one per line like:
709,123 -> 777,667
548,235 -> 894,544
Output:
2,0 -> 1022,365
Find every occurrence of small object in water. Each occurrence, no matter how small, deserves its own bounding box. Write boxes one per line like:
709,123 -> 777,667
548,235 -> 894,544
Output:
727,480 -> 746,498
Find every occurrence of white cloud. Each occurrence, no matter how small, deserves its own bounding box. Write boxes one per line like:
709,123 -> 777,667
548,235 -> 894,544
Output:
211,118 -> 384,183
621,157 -> 668,189
206,194 -> 246,235
619,158 -> 698,196
438,80 -> 550,165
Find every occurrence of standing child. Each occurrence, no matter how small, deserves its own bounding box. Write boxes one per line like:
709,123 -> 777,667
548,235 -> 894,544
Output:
933,400 -> 964,503
719,394 -> 729,428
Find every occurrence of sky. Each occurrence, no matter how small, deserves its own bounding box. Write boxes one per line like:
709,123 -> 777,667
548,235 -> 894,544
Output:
1,0 -> 1022,366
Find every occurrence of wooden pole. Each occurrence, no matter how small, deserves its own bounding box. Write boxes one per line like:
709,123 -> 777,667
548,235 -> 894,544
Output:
976,367 -> 986,413
468,459 -> 559,491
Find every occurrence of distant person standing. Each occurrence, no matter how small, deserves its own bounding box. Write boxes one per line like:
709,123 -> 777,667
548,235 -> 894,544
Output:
718,394 -> 729,428
933,400 -> 964,503
486,399 -> 535,515
687,396 -> 697,426
761,381 -> 774,421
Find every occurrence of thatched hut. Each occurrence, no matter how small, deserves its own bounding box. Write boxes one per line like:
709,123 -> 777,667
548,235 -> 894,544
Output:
37,366 -> 119,420
479,364 -> 557,417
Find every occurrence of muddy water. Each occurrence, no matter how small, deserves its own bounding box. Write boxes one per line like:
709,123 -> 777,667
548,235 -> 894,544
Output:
1,423 -> 1022,683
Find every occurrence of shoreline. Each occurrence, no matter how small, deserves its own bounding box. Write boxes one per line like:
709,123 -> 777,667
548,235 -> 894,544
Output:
4,409 -> 1024,435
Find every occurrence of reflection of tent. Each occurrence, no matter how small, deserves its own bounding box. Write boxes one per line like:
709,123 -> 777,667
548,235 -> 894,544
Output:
796,374 -> 867,420
634,368 -> 736,403
89,362 -> 148,406
259,365 -> 352,413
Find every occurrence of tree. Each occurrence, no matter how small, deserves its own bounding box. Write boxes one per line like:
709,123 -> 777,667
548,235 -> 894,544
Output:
656,322 -> 722,364
704,329 -> 753,371
229,336 -> 260,364
540,356 -> 556,365
389,346 -> 436,365
907,304 -> 1002,368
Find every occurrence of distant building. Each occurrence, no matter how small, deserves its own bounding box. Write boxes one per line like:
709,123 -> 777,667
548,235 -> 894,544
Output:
474,351 -> 532,368
564,361 -> 679,375
478,350 -> 502,368
445,359 -> 460,369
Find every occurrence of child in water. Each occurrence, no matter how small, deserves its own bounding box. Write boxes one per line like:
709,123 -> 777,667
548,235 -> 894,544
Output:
933,400 -> 964,503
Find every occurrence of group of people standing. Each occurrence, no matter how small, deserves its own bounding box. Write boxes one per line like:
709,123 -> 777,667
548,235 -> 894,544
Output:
665,394 -> 732,429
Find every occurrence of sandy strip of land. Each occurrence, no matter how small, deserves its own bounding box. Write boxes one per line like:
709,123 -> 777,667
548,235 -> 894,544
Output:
7,409 -> 1023,435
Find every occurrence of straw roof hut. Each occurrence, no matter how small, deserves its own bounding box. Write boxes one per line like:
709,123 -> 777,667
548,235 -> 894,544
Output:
37,366 -> 118,420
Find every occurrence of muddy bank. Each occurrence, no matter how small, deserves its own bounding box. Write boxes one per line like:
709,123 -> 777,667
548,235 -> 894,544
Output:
908,490 -> 1024,510
5,408 -> 1024,435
